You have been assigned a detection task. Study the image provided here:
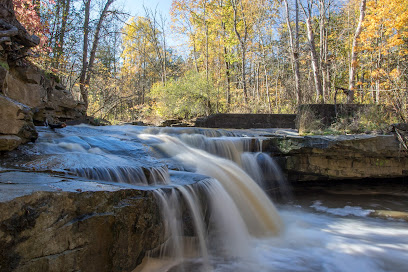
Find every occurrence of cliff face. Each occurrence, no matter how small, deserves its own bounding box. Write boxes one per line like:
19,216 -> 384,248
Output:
0,62 -> 86,151
0,0 -> 85,151
1,64 -> 86,125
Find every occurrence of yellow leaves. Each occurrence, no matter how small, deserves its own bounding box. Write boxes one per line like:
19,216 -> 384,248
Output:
360,0 -> 408,56
389,68 -> 402,80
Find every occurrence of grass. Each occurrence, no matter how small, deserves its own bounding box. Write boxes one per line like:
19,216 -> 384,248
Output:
298,105 -> 399,136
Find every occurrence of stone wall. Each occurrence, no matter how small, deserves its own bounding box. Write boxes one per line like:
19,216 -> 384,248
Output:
195,113 -> 297,129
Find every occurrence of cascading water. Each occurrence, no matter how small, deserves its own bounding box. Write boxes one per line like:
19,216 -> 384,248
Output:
4,125 -> 408,272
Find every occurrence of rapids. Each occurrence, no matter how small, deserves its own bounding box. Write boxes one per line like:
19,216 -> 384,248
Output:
2,125 -> 408,272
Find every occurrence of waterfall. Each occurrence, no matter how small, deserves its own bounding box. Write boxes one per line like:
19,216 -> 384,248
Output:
19,126 -> 286,270
5,125 -> 408,272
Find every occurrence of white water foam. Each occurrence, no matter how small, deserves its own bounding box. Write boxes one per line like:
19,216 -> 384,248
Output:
311,200 -> 375,217
139,207 -> 408,272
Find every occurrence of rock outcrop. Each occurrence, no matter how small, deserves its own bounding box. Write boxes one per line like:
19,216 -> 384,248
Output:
2,64 -> 86,125
0,94 -> 37,150
263,134 -> 408,181
0,171 -> 165,272
0,63 -> 85,151
0,0 -> 85,151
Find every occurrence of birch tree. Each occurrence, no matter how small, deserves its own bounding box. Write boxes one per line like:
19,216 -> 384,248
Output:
347,0 -> 366,103
299,0 -> 324,103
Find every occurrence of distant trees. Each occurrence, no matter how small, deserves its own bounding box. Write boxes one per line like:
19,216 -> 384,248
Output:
10,0 -> 408,122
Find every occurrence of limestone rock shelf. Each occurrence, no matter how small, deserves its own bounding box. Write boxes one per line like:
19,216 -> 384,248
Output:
262,134 -> 408,181
0,171 -> 165,272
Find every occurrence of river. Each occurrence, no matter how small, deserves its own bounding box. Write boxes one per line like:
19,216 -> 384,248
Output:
1,125 -> 407,272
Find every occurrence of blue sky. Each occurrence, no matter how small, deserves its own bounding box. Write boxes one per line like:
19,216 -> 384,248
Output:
119,0 -> 188,54
120,0 -> 173,17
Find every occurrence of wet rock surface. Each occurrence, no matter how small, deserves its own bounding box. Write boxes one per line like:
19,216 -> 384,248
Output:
0,171 -> 165,272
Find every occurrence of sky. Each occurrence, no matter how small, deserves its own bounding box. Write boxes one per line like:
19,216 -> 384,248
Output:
118,0 -> 188,54
120,0 -> 173,18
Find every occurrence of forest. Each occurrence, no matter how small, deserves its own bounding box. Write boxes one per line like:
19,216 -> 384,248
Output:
13,0 -> 408,124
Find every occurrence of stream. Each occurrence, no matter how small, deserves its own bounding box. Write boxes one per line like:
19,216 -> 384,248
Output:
1,125 -> 408,272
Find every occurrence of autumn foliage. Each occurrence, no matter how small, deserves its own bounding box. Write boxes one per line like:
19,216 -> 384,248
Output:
7,0 -> 408,123
13,0 -> 52,53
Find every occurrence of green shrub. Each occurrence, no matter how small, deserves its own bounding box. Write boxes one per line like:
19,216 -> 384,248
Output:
148,70 -> 223,119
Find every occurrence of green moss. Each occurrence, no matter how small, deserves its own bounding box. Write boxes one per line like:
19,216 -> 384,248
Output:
44,71 -> 60,83
0,61 -> 9,71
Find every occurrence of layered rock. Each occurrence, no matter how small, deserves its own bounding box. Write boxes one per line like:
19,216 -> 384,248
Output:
2,64 -> 86,125
263,134 -> 408,181
0,172 -> 165,272
0,94 -> 37,150
0,63 -> 85,151
0,0 -> 86,151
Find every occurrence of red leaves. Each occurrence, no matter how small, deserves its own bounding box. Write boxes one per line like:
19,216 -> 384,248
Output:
13,0 -> 52,53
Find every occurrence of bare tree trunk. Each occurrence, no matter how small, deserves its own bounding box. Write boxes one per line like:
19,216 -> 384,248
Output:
224,44 -> 231,105
203,0 -> 211,113
80,0 -> 115,108
159,13 -> 167,85
83,0 -> 115,101
348,0 -> 366,103
300,1 -> 324,103
232,0 -> 249,104
264,62 -> 271,113
283,0 -> 302,105
318,0 -> 327,100
192,33 -> 199,73
79,0 -> 91,107
55,0 -> 71,68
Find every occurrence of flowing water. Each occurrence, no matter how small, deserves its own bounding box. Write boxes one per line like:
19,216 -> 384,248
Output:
2,125 -> 408,272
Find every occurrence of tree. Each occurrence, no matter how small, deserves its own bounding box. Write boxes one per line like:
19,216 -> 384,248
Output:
149,71 -> 216,119
11,0 -> 48,52
231,0 -> 250,104
79,0 -> 116,108
358,0 -> 408,119
347,0 -> 366,103
282,0 -> 301,105
299,0 -> 324,103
